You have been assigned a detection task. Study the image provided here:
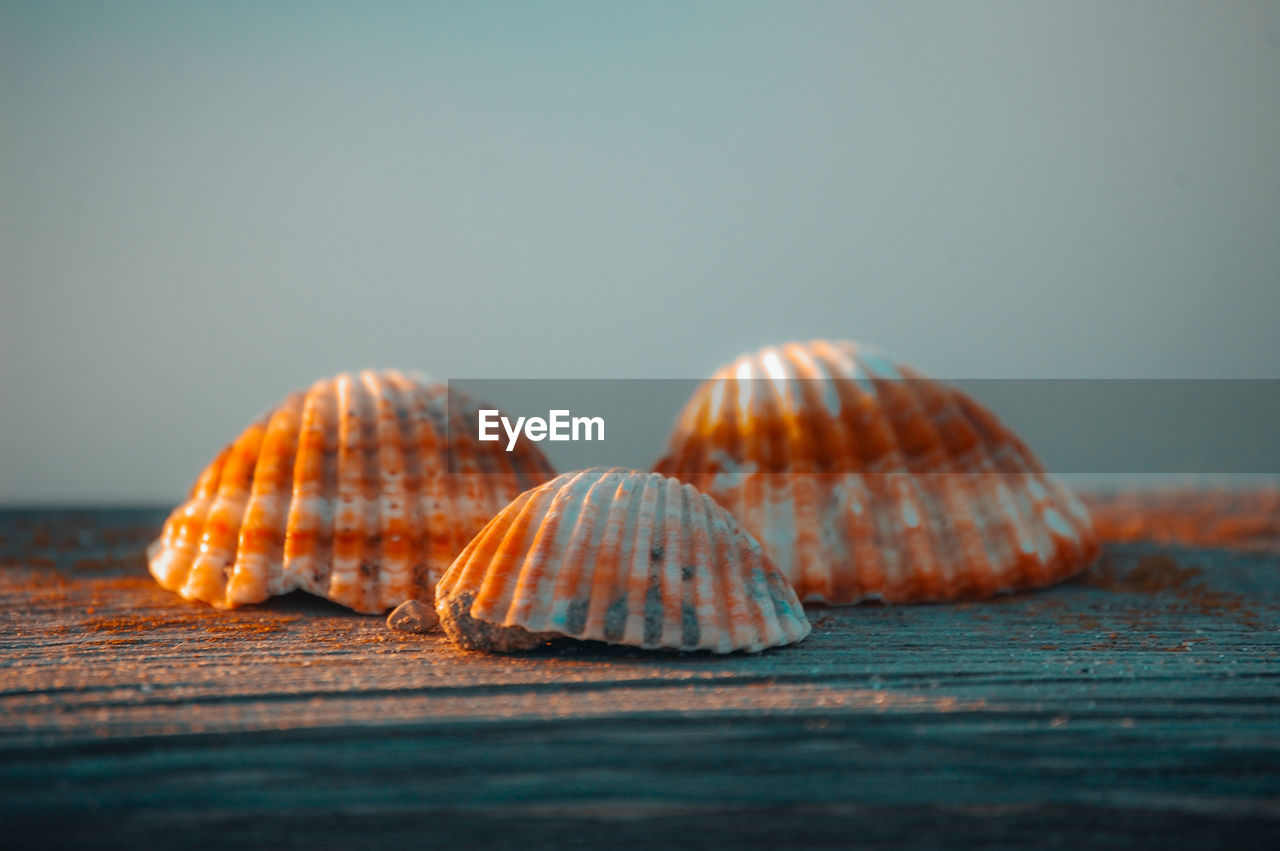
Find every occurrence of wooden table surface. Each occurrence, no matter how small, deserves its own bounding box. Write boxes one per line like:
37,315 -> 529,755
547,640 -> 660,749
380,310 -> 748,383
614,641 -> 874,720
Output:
2,490 -> 1278,848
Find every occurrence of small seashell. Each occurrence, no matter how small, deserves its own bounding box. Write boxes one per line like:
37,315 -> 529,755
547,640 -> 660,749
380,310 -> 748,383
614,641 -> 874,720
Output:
654,340 -> 1100,604
147,370 -> 555,613
387,599 -> 440,634
434,468 -> 811,654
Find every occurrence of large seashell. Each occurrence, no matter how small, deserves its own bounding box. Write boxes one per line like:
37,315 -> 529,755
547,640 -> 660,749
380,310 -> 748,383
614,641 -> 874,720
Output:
653,340 -> 1100,604
434,468 -> 811,654
148,370 -> 556,613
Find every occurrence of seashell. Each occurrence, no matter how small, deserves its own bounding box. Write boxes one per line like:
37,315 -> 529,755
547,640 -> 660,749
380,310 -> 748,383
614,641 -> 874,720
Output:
653,340 -> 1100,604
147,370 -> 556,614
434,468 -> 811,654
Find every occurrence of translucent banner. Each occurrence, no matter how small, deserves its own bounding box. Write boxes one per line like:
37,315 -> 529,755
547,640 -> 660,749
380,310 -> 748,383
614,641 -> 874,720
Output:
447,379 -> 1280,476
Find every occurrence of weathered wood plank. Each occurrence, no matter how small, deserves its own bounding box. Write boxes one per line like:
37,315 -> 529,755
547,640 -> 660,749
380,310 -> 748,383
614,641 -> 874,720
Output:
0,495 -> 1278,847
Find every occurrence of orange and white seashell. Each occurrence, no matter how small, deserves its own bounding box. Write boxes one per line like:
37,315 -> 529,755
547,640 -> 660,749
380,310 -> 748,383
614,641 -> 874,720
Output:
653,340 -> 1100,605
434,468 -> 811,654
148,370 -> 556,614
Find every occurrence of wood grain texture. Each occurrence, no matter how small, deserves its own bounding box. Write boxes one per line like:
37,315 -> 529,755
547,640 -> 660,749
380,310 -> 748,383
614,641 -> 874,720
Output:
1,493 -> 1278,848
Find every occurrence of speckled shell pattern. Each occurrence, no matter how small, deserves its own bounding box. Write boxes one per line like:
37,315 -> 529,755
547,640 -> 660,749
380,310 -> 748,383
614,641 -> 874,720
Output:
147,370 -> 556,614
653,341 -> 1100,605
435,468 -> 812,654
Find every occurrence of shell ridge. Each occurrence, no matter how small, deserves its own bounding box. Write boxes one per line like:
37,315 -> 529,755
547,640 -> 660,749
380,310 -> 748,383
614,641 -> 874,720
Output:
708,491 -> 755,651
764,531 -> 809,644
752,365 -> 822,600
894,472 -> 942,600
1052,475 -> 1100,562
1021,468 -> 1093,585
867,377 -> 929,597
620,472 -> 662,647
508,476 -> 581,627
991,447 -> 1059,587
834,365 -> 900,598
680,478 -> 711,650
653,475 -> 684,649
1006,461 -> 1075,588
791,353 -> 844,471
694,486 -> 734,653
888,380 -> 963,600
756,535 -> 798,648
514,486 -> 573,624
766,351 -> 812,475
960,397 -> 1059,589
728,495 -> 771,651
593,468 -> 645,639
473,481 -> 549,624
995,427 -> 1096,572
280,380 -> 326,595
351,371 -> 388,611
439,388 -> 475,571
729,519 -> 770,652
789,342 -> 840,420
929,471 -> 990,598
181,417 -> 268,607
228,392 -> 304,606
786,474 -> 826,600
439,485 -> 536,603
543,469 -> 620,634
804,345 -> 867,600
262,394 -> 306,597
384,371 -> 429,602
952,394 -> 1060,589
944,402 -> 1025,592
906,378 -> 983,597
149,443 -> 232,591
366,371 -> 412,608
819,361 -> 882,601
323,373 -> 366,609
302,377 -> 340,598
751,359 -> 788,475
911,383 -> 1007,597
408,381 -> 449,586
859,374 -> 918,599
697,378 -> 730,478
716,377 -> 743,482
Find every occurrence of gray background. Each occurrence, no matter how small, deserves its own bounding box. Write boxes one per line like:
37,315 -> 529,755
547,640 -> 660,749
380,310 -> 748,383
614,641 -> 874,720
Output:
3,1 -> 1278,504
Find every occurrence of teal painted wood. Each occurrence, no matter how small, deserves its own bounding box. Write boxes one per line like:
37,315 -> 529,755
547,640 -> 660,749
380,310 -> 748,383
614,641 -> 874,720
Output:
0,506 -> 1277,848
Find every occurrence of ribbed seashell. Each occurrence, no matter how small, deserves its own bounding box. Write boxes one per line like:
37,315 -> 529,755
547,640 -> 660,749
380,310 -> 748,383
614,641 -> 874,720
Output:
653,340 -> 1100,604
434,468 -> 811,654
148,370 -> 556,613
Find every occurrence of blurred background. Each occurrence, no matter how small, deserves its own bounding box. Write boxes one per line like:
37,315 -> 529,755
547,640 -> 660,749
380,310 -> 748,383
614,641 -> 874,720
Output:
2,1 -> 1278,504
